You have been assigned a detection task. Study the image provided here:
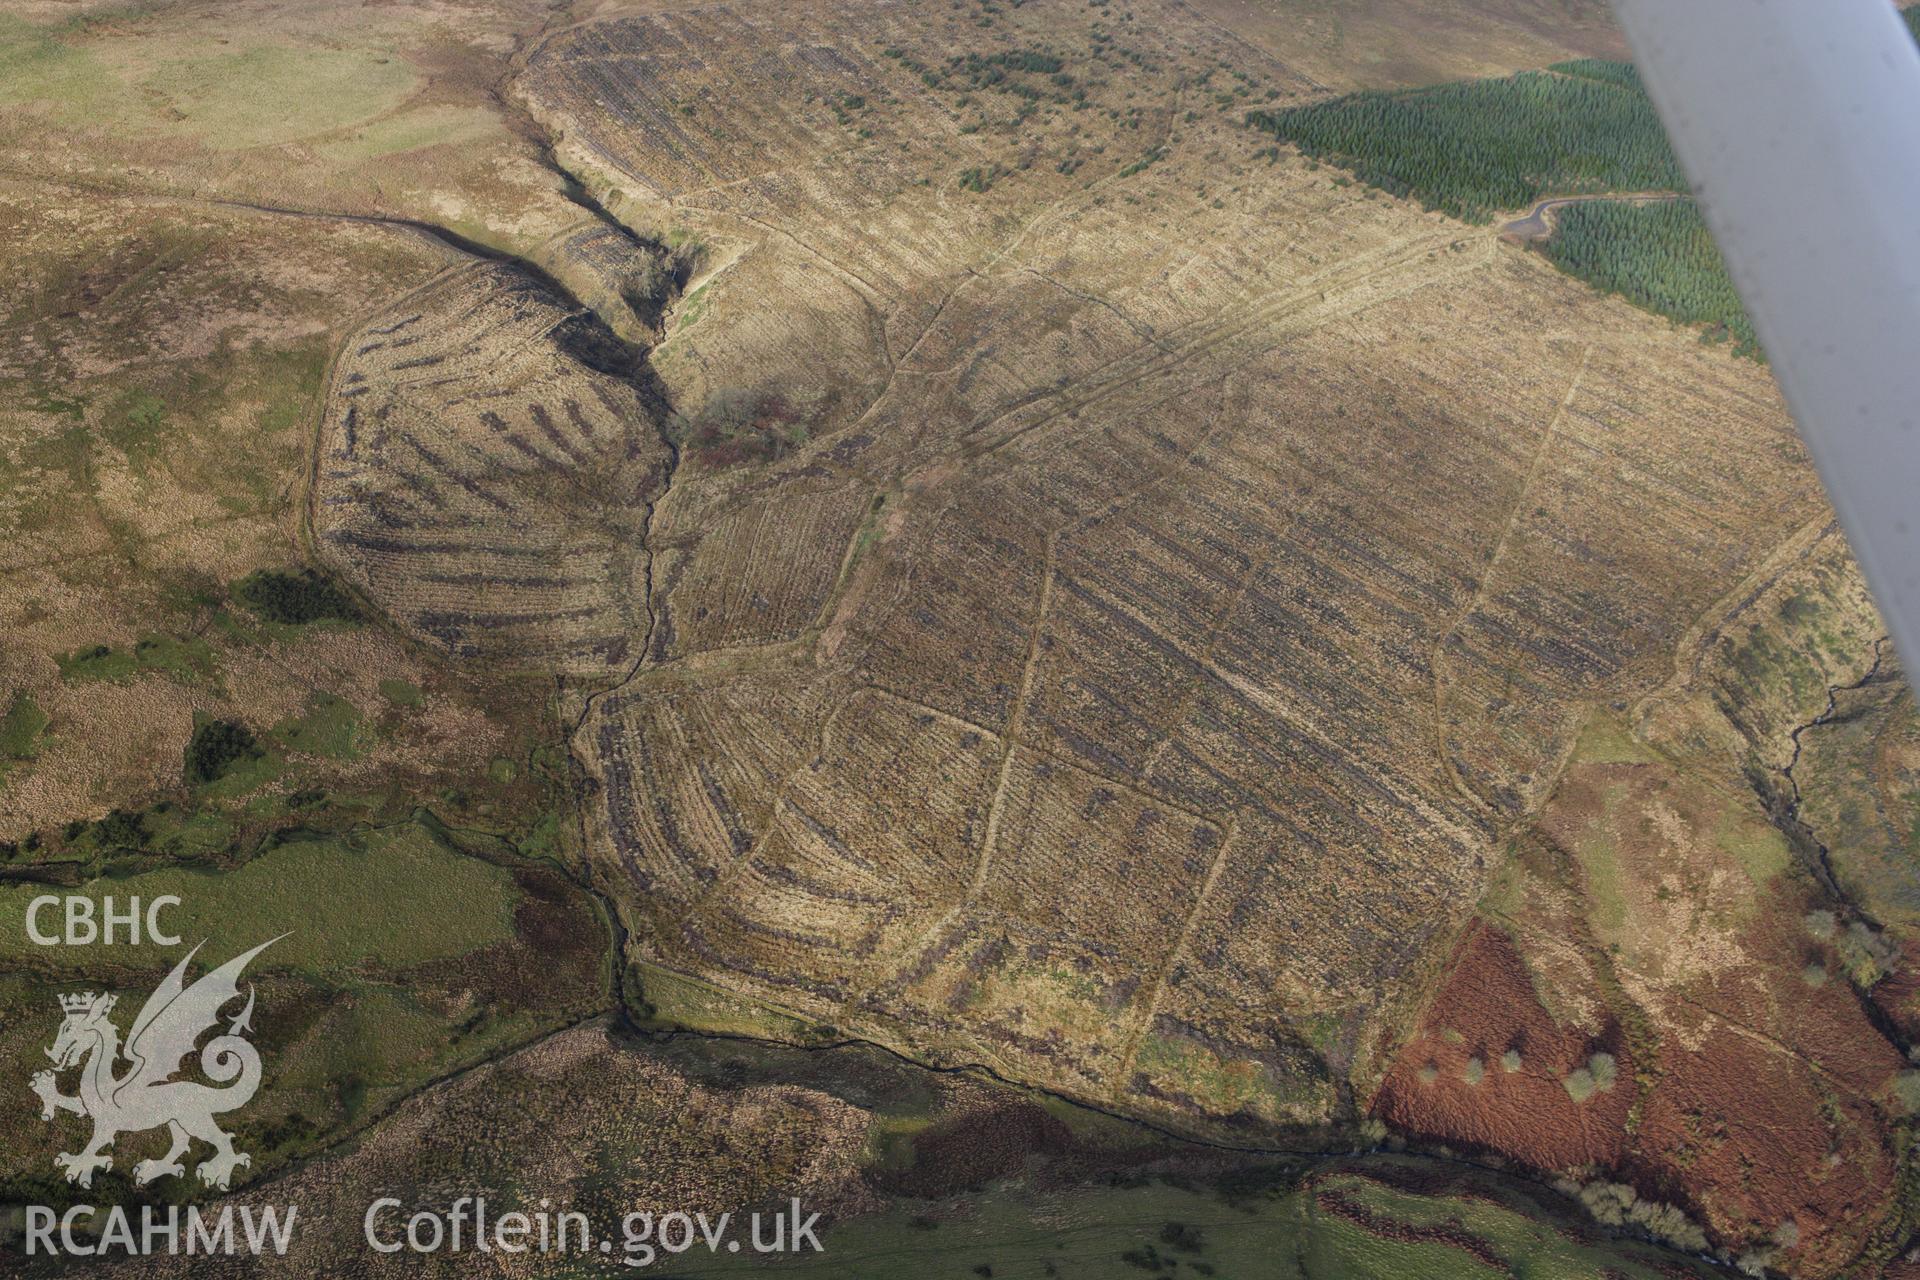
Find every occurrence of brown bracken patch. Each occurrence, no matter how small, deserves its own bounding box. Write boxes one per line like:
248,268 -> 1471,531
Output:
1375,921 -> 1633,1170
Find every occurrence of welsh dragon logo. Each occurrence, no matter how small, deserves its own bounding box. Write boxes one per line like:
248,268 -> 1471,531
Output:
32,937 -> 281,1191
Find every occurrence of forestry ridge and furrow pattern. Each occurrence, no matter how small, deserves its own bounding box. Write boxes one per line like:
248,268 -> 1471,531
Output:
528,10 -> 897,199
314,262 -> 672,674
646,482 -> 870,661
522,0 -> 1828,1147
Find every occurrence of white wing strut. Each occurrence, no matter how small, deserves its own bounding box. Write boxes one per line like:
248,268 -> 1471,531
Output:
1611,0 -> 1920,680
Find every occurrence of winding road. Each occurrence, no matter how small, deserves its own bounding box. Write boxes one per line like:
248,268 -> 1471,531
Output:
1500,191 -> 1684,241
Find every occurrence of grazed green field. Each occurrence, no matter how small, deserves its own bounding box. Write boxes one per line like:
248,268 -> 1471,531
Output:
0,823 -> 518,974
576,1160 -> 1712,1279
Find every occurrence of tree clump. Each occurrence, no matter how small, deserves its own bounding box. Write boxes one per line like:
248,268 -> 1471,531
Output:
87,808 -> 148,851
1562,1050 -> 1618,1102
620,241 -> 702,329
233,568 -> 359,625
1566,1179 -> 1708,1253
185,718 -> 262,785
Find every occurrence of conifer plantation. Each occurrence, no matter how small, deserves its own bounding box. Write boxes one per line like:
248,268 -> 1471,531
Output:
1247,62 -> 1682,223
1543,199 -> 1761,359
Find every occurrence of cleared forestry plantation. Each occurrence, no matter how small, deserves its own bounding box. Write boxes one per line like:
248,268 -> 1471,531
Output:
302,0 -> 1920,1271
2,0 -> 1916,1276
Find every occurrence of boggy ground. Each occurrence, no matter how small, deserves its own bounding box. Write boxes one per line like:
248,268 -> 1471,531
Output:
299,0 -> 1918,1270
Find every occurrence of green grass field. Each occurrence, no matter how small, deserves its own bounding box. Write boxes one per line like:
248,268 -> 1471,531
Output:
0,819 -> 609,1203
557,1160 -> 1712,1279
0,14 -> 418,147
0,822 -> 518,974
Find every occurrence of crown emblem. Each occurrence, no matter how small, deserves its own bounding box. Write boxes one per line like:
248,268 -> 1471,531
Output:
59,992 -> 112,1015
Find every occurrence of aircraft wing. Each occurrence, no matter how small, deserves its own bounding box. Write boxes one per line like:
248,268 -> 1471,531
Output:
1611,0 -> 1920,680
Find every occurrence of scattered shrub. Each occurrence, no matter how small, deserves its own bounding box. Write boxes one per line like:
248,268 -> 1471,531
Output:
0,693 -> 49,759
620,256 -> 678,325
670,388 -> 809,466
89,808 -> 147,851
1891,1070 -> 1920,1115
1158,1222 -> 1203,1253
1836,920 -> 1898,986
1564,1050 -> 1617,1102
990,49 -> 1062,74
958,164 -> 1004,192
